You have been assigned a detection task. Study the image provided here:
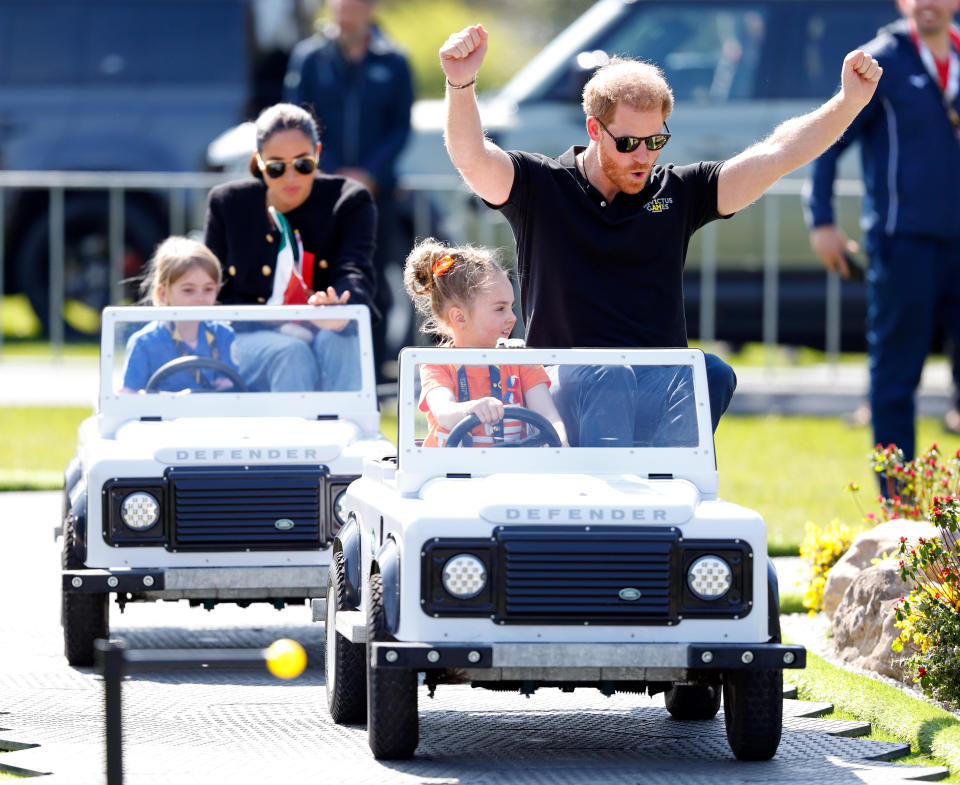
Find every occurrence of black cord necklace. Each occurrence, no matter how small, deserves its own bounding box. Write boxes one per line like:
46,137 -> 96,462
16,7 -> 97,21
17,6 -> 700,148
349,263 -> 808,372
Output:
576,152 -> 595,191
577,152 -> 611,207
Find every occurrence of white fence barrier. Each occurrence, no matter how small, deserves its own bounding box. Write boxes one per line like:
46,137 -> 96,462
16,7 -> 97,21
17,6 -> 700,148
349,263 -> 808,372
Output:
0,171 -> 864,360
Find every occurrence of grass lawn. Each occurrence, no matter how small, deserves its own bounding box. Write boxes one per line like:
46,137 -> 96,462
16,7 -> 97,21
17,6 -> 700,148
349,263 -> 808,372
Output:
0,408 -> 94,490
3,404 -> 959,553
715,414 -> 960,555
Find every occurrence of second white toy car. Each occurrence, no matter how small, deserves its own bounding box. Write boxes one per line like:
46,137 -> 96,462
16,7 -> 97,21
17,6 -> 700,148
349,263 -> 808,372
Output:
61,305 -> 393,666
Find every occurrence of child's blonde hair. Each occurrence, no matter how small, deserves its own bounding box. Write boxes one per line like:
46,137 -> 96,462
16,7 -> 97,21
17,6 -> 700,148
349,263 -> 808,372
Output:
403,237 -> 508,339
140,236 -> 222,305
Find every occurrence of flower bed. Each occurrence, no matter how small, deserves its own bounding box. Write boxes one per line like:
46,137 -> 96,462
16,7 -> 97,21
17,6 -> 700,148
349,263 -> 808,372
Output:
894,496 -> 960,707
802,443 -> 960,709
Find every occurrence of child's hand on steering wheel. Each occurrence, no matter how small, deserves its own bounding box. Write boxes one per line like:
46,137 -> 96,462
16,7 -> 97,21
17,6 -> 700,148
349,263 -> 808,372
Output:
466,396 -> 505,426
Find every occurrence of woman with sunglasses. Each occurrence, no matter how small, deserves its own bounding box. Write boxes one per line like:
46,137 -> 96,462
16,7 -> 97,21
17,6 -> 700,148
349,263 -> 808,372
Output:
203,102 -> 377,391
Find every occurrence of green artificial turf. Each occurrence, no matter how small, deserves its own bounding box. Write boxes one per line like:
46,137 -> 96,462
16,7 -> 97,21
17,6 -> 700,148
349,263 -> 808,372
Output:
821,705 -> 960,782
793,649 -> 960,776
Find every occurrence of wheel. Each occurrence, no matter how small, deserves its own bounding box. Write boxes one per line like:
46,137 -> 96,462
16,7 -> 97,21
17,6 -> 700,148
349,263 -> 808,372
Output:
61,506 -> 85,571
144,356 -> 248,393
366,572 -> 418,759
325,551 -> 366,724
445,405 -> 562,448
664,683 -> 722,720
62,591 -> 108,667
16,194 -> 165,337
722,669 -> 783,760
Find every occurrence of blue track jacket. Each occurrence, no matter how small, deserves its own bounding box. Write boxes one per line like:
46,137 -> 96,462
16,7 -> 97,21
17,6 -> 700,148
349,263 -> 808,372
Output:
283,24 -> 413,193
805,20 -> 960,240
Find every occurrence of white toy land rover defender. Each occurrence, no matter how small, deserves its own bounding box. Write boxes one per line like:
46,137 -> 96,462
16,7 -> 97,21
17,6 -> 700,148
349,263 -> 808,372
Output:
323,347 -> 804,761
60,305 -> 393,666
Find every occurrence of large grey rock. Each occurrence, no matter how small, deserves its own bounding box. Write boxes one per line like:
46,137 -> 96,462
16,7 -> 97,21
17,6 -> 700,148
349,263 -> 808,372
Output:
821,519 -> 937,618
831,558 -> 913,681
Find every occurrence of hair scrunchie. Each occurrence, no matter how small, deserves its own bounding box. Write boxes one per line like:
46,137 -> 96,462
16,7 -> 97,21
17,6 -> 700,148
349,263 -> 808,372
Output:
432,255 -> 455,278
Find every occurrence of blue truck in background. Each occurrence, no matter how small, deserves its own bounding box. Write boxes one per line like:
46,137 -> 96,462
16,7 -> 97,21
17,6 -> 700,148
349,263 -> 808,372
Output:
0,0 -> 313,334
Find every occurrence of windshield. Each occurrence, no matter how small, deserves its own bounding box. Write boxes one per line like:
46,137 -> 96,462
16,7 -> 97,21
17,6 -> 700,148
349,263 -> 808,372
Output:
397,347 -> 718,491
100,305 -> 376,418
414,361 -> 697,449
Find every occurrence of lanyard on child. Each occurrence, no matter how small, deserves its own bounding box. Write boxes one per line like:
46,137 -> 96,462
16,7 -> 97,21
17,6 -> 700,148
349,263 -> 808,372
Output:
908,19 -> 960,137
167,322 -> 219,386
455,364 -> 503,439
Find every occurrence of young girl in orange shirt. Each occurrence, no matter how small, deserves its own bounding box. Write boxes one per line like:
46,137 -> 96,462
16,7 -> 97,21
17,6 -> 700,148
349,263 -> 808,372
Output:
404,238 -> 568,448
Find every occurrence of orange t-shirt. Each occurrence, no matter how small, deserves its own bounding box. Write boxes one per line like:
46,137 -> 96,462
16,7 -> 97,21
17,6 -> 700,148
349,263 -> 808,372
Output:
419,363 -> 550,447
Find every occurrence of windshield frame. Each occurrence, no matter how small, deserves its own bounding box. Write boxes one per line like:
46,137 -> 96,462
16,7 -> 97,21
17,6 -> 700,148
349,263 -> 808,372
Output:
396,346 -> 718,494
99,304 -> 378,421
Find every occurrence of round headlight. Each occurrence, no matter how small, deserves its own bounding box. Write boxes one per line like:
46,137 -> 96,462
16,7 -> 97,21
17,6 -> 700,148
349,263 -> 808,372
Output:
687,555 -> 732,600
441,554 -> 487,599
120,492 -> 160,531
333,489 -> 348,525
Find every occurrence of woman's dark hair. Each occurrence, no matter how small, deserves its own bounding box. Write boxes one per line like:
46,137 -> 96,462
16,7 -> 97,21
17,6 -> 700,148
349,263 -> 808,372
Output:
247,103 -> 320,178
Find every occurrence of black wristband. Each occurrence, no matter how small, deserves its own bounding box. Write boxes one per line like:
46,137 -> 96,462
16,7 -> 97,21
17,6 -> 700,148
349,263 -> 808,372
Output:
446,76 -> 476,90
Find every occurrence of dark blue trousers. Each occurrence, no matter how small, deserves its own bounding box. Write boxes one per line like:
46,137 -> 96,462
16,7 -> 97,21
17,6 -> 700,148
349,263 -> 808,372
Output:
547,353 -> 737,447
866,233 -> 960,461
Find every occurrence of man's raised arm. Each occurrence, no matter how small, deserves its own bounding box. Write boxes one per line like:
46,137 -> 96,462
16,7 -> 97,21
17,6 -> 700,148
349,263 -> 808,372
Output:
440,25 -> 515,206
716,50 -> 882,216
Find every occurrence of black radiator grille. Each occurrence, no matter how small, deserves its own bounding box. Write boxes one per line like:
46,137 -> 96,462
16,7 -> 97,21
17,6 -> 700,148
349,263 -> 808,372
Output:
498,527 -> 679,623
168,467 -> 323,551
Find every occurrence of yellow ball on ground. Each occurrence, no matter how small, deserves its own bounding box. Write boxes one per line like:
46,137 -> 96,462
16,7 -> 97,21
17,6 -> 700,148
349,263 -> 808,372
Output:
265,638 -> 307,679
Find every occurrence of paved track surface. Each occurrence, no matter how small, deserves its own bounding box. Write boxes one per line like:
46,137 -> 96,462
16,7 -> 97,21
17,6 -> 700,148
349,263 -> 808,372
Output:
0,493 -> 949,784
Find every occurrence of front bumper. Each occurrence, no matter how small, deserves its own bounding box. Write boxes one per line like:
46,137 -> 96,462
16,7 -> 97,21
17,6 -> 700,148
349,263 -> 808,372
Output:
370,641 -> 804,680
62,566 -> 327,600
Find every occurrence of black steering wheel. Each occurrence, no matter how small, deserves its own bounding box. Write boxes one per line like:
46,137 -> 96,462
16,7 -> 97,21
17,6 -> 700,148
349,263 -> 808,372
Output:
144,356 -> 248,393
445,405 -> 562,448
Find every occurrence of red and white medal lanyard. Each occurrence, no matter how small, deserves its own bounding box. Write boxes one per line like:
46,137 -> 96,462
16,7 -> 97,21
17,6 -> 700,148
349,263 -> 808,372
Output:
909,18 -> 960,138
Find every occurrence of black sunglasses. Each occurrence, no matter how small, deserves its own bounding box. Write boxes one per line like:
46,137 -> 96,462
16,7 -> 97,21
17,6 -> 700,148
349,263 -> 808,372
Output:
595,118 -> 671,153
260,156 -> 318,178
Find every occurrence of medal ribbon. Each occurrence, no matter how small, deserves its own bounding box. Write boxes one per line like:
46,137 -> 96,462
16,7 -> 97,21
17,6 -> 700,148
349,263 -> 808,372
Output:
168,322 -> 219,387
908,19 -> 960,137
456,364 -> 504,440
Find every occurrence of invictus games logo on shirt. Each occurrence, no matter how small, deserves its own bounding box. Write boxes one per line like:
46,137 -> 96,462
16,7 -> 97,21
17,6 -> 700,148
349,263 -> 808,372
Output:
644,197 -> 673,213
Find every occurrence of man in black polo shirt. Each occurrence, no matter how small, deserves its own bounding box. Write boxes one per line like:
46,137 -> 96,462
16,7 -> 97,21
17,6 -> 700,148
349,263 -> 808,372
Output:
439,24 -> 882,445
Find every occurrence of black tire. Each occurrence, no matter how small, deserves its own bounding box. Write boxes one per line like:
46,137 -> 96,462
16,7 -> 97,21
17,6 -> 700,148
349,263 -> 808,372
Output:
61,508 -> 85,571
722,669 -> 783,760
664,683 -> 722,720
325,552 -> 366,724
366,572 -> 418,760
16,194 -> 166,337
62,591 -> 108,667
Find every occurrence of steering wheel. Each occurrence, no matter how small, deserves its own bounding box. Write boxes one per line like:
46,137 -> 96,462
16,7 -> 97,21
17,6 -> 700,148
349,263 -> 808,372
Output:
445,405 -> 562,448
144,356 -> 248,393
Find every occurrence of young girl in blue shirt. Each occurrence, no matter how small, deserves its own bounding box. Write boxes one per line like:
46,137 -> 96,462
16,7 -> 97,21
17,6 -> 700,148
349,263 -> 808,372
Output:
120,237 -> 238,393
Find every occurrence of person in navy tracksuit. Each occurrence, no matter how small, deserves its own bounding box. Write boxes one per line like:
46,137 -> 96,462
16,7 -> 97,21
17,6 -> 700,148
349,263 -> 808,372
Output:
283,0 -> 414,382
805,0 -> 960,462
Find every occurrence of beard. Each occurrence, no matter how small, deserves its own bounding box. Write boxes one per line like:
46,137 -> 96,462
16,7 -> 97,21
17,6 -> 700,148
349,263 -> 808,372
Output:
596,144 -> 653,195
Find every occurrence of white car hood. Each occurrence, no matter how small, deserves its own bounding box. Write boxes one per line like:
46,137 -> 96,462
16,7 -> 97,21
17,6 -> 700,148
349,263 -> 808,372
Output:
420,473 -> 697,526
113,417 -> 359,465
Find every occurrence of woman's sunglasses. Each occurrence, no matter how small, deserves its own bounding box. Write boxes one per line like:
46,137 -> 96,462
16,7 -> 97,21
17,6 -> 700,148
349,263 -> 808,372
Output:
595,118 -> 671,153
260,156 -> 318,178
